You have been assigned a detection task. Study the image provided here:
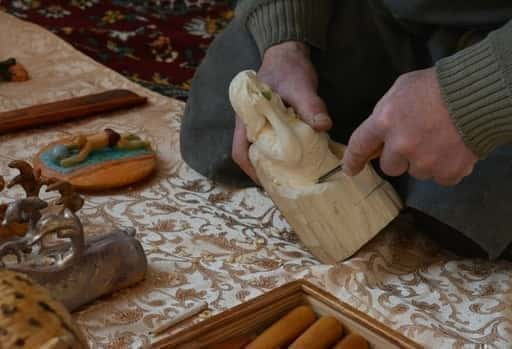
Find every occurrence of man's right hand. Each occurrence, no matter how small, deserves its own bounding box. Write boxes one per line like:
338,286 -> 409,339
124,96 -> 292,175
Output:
232,41 -> 332,184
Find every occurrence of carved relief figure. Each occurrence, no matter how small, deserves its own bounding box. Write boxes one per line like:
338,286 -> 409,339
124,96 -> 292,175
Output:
34,128 -> 157,191
50,128 -> 151,167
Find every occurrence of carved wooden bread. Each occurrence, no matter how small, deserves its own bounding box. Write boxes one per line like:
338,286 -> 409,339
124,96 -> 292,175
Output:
0,269 -> 87,348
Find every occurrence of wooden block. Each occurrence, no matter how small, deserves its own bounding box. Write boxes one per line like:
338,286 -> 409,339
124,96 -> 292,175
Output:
254,142 -> 401,263
229,71 -> 402,263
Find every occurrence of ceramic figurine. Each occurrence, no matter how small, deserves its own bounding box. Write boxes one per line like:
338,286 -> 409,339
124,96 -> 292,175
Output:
0,57 -> 29,82
0,160 -> 46,239
34,128 -> 157,191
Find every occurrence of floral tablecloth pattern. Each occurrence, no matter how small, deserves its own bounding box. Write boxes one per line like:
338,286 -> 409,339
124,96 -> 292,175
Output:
0,12 -> 511,349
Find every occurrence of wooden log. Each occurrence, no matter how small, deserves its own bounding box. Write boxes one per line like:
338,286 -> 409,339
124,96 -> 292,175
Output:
229,71 -> 402,263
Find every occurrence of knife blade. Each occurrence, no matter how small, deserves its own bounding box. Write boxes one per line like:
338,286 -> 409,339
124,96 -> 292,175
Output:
316,146 -> 383,183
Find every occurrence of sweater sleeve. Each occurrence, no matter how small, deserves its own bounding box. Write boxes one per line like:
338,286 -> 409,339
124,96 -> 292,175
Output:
436,20 -> 512,158
235,0 -> 333,56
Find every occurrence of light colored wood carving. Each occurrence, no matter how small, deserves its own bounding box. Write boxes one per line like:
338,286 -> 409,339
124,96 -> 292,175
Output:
229,71 -> 402,263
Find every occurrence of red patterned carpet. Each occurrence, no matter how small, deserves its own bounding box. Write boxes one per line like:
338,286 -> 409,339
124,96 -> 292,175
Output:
0,0 -> 234,99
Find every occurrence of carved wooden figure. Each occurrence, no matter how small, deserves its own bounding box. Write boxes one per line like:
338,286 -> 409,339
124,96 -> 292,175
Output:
7,160 -> 44,197
45,179 -> 84,213
229,71 -> 402,263
0,161 -> 47,240
0,57 -> 29,82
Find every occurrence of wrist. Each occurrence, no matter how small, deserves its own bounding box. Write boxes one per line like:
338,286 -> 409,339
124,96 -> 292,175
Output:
263,41 -> 310,62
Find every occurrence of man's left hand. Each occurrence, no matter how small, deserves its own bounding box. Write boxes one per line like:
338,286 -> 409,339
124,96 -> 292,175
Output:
342,67 -> 478,186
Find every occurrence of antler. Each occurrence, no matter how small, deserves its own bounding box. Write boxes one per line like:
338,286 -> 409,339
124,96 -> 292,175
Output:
7,160 -> 43,197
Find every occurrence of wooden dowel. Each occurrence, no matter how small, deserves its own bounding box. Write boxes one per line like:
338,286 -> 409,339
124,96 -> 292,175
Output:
333,333 -> 370,349
152,301 -> 208,335
246,305 -> 317,349
0,89 -> 147,134
289,316 -> 344,349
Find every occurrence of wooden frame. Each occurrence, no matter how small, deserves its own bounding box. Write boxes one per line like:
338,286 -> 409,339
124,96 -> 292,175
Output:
152,280 -> 422,349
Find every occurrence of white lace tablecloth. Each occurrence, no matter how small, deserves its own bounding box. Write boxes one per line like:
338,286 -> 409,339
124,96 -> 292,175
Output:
0,12 -> 511,349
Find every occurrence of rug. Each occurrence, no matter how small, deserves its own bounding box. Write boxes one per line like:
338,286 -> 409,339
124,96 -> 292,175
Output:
0,0 -> 234,99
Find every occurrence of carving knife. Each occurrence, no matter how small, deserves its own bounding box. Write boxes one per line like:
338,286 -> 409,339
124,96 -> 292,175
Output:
0,89 -> 147,134
316,146 -> 383,183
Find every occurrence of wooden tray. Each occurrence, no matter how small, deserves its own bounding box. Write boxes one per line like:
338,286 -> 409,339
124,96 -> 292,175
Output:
152,280 -> 422,348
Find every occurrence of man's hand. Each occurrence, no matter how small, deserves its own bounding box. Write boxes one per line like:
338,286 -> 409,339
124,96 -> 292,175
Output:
342,67 -> 478,186
232,41 -> 331,184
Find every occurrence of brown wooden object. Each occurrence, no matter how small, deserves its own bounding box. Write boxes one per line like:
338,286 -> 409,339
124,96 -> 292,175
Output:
154,280 -> 422,349
289,315 -> 344,349
246,305 -> 317,349
0,89 -> 147,134
33,140 -> 157,192
334,333 -> 370,349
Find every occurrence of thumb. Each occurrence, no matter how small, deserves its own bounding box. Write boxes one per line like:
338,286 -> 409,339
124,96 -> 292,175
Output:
281,87 -> 332,132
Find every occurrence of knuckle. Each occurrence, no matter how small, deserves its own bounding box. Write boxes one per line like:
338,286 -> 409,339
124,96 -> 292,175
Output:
436,176 -> 461,186
379,150 -> 408,177
412,157 -> 435,172
392,139 -> 415,156
373,108 -> 393,132
380,160 -> 406,177
380,163 -> 397,177
396,72 -> 414,85
346,136 -> 364,158
434,169 -> 463,186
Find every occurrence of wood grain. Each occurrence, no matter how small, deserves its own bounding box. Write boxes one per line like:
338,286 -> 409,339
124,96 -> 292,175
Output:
0,89 -> 147,134
255,142 -> 402,264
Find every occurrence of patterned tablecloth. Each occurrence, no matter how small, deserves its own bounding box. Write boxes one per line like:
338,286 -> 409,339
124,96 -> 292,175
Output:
0,12 -> 511,349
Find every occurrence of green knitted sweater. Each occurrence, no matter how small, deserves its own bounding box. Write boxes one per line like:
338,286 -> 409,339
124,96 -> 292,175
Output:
235,0 -> 512,158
